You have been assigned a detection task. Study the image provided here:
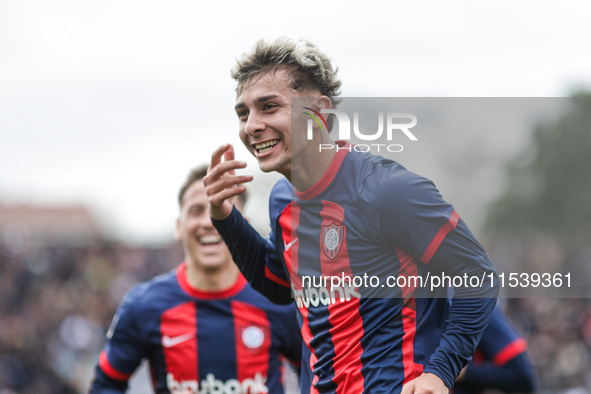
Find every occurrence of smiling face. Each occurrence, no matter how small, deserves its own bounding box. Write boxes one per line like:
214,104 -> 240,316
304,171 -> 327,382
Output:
235,68 -> 317,177
176,179 -> 236,272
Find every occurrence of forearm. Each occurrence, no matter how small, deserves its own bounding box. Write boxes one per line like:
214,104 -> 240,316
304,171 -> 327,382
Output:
460,355 -> 536,392
212,206 -> 292,304
424,225 -> 499,387
424,296 -> 497,388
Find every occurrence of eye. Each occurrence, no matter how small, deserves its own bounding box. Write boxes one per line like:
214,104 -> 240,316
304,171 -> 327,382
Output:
237,110 -> 248,121
188,206 -> 204,216
263,103 -> 277,111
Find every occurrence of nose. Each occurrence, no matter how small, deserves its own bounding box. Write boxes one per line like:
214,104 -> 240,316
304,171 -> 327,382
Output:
200,209 -> 214,228
244,110 -> 265,136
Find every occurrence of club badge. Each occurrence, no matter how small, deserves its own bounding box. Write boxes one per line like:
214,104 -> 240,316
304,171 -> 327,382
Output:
241,325 -> 265,350
321,222 -> 344,260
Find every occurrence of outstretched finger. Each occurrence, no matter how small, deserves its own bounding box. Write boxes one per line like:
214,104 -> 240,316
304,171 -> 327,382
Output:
204,160 -> 248,186
208,185 -> 248,207
223,144 -> 236,176
205,174 -> 254,197
209,143 -> 232,173
223,144 -> 235,162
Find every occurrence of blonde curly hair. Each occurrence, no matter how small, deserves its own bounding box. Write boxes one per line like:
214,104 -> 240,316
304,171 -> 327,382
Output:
231,37 -> 342,130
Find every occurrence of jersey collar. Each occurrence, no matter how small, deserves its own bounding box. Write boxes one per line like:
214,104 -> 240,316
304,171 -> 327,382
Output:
295,140 -> 350,200
176,262 -> 247,300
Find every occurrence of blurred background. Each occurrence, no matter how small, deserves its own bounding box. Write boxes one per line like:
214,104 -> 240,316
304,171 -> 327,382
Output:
1,1 -> 591,393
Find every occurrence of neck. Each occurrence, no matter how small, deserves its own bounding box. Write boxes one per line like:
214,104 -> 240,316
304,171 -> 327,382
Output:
286,130 -> 337,192
184,258 -> 240,292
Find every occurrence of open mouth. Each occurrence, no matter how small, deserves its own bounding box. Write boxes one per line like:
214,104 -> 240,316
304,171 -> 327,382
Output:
254,139 -> 280,154
197,235 -> 222,246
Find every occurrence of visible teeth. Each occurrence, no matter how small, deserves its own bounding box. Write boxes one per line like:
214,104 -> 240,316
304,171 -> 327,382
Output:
254,140 -> 279,151
199,235 -> 221,245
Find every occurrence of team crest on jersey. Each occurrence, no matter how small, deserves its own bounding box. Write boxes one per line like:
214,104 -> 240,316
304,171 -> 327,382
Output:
321,222 -> 345,260
240,325 -> 267,354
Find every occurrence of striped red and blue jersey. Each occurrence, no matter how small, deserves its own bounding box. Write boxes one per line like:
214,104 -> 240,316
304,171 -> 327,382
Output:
213,142 -> 498,393
90,262 -> 302,393
453,306 -> 536,393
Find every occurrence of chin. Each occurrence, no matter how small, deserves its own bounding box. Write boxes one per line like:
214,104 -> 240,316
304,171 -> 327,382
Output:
190,254 -> 226,270
199,261 -> 226,273
258,157 -> 288,175
258,162 -> 277,173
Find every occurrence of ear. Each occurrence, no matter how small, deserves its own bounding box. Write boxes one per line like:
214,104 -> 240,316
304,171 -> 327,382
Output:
316,96 -> 333,123
174,218 -> 183,241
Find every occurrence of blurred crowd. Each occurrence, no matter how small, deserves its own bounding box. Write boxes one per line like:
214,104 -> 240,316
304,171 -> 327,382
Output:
487,233 -> 591,393
0,231 -> 183,393
505,297 -> 591,392
0,226 -> 590,393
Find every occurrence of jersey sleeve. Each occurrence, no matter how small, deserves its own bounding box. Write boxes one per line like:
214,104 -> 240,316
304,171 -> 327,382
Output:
265,178 -> 294,288
364,161 -> 499,389
212,178 -> 293,305
458,307 -> 536,392
366,162 -> 458,261
477,307 -> 527,364
89,285 -> 146,393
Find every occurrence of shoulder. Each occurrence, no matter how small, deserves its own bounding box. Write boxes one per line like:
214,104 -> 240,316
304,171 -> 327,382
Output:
269,177 -> 293,224
270,177 -> 292,212
354,153 -> 440,206
121,268 -> 180,313
271,176 -> 291,195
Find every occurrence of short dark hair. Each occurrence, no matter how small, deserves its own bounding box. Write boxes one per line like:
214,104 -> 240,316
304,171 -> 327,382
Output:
178,165 -> 248,208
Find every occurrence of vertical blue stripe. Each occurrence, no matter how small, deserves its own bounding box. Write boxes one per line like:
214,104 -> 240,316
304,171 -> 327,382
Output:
196,300 -> 237,382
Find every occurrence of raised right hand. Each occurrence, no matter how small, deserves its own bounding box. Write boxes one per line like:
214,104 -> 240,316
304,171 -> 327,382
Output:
203,143 -> 253,220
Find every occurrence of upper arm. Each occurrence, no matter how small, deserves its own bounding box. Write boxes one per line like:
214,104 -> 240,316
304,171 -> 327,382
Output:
367,165 -> 457,261
366,164 -> 498,298
90,286 -> 146,391
263,178 -> 294,290
363,163 -> 498,386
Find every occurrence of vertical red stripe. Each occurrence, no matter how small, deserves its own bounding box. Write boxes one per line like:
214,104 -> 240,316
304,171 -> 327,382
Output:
231,300 -> 271,392
395,247 -> 425,383
298,305 -> 320,394
279,202 -> 297,288
160,301 -> 198,382
319,201 -> 365,393
283,203 -> 319,394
